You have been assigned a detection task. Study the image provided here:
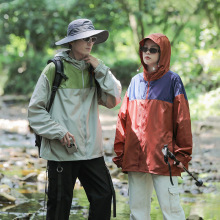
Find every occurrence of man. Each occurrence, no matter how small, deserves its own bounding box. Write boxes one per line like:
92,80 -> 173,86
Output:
28,18 -> 121,220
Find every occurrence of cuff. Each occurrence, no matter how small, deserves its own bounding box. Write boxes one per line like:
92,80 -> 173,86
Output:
112,156 -> 123,168
94,62 -> 109,75
175,153 -> 192,167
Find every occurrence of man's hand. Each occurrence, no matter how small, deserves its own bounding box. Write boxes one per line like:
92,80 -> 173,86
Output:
60,132 -> 75,147
83,55 -> 99,69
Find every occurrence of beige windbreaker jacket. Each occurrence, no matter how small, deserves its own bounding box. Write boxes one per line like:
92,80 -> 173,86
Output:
28,51 -> 122,161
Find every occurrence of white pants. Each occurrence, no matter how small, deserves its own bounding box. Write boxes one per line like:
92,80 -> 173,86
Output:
128,172 -> 185,220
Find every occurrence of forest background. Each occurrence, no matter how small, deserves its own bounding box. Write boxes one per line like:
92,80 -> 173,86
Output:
0,0 -> 219,121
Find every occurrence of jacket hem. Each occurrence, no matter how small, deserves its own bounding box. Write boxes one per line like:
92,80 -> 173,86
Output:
40,153 -> 104,162
122,168 -> 181,176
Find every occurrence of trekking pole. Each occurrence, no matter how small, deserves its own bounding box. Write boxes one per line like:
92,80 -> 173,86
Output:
162,145 -> 203,187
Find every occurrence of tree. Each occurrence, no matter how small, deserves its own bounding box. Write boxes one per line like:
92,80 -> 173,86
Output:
0,0 -> 219,94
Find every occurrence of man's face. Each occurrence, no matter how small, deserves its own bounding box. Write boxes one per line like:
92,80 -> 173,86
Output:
70,38 -> 95,60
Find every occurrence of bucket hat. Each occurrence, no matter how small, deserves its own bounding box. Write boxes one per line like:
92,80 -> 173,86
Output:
55,18 -> 109,46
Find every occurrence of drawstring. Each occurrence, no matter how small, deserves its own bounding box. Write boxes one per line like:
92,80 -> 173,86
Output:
136,64 -> 142,72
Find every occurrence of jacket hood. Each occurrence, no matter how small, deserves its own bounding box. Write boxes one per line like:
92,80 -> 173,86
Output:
139,33 -> 171,81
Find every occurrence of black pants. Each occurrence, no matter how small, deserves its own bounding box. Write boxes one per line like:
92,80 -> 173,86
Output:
46,157 -> 113,220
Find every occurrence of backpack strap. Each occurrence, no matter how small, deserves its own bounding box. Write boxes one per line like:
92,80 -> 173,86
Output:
88,65 -> 101,99
47,57 -> 68,112
88,65 -> 94,88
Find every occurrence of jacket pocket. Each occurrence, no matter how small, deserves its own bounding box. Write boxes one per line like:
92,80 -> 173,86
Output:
168,187 -> 182,213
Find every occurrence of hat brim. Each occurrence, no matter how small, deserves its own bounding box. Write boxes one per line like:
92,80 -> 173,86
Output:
55,30 -> 109,46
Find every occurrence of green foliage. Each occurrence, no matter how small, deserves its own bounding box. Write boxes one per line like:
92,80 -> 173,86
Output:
1,33 -> 50,95
111,60 -> 139,88
3,50 -> 48,95
189,88 -> 220,121
0,0 -> 219,120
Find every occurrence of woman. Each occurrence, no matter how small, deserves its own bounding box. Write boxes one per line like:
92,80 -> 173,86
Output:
113,33 -> 192,220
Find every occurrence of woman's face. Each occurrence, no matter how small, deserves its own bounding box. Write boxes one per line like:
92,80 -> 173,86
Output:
142,39 -> 160,67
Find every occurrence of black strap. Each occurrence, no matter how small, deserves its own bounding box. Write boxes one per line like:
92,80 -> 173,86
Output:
34,57 -> 67,156
55,162 -> 63,220
167,161 -> 174,186
47,57 -> 68,112
88,65 -> 101,93
105,164 -> 116,217
42,162 -> 49,220
88,65 -> 94,88
35,57 -> 67,156
164,152 -> 174,186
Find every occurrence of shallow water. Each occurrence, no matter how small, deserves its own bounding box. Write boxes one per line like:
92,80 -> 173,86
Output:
1,101 -> 220,219
0,181 -> 219,219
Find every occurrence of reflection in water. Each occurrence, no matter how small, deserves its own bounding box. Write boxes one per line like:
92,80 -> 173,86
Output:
0,185 -> 130,220
0,182 -> 220,219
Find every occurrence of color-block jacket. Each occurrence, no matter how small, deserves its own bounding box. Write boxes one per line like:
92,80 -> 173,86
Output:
113,33 -> 192,176
28,50 -> 121,161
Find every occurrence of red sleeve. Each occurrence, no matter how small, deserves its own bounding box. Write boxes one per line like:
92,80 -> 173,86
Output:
112,92 -> 128,168
173,94 -> 193,167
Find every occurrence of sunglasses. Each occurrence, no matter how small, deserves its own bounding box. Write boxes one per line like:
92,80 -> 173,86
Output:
82,37 -> 97,43
140,46 -> 160,54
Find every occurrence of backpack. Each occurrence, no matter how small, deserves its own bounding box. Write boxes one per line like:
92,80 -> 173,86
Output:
34,56 -> 68,157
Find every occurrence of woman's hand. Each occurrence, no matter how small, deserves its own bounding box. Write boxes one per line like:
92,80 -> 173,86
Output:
83,55 -> 99,69
60,132 -> 75,147
174,161 -> 184,169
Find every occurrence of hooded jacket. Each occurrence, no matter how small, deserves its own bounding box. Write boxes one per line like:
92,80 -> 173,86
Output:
113,33 -> 192,176
28,50 -> 121,161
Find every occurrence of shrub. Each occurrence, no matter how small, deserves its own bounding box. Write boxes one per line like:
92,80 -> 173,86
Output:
111,60 -> 139,88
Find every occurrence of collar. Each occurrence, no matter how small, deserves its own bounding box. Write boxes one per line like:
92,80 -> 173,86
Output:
55,50 -> 89,71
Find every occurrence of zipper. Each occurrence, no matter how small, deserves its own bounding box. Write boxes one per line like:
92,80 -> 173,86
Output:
82,70 -> 84,88
81,69 -> 87,156
146,81 -> 150,99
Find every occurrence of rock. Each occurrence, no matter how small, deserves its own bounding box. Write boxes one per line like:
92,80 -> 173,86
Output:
181,197 -> 196,203
13,213 -> 33,220
0,184 -> 10,193
104,143 -> 114,156
10,188 -> 29,202
119,188 -> 128,197
0,176 -> 14,188
37,171 -> 47,182
110,168 -> 121,177
28,148 -> 39,158
190,188 -> 201,194
72,205 -> 84,210
186,215 -> 203,220
0,192 -> 16,203
19,172 -> 38,182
